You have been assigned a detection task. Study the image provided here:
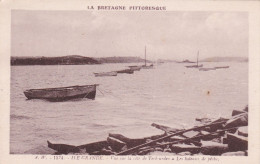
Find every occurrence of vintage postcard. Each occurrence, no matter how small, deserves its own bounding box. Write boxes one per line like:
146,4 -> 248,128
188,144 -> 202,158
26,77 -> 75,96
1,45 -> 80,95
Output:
0,0 -> 259,163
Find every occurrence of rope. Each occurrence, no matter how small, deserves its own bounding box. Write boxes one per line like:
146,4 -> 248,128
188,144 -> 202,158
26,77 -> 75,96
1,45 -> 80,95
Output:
97,88 -> 104,96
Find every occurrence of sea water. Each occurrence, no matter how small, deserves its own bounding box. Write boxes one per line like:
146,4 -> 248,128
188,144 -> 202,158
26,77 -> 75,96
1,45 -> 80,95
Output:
10,62 -> 248,154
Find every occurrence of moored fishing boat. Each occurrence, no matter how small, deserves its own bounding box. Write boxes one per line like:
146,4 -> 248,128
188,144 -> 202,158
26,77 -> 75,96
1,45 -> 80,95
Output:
186,64 -> 203,68
94,71 -> 117,77
128,66 -> 142,71
142,46 -> 154,69
24,84 -> 98,101
185,50 -> 203,68
142,64 -> 154,69
214,66 -> 230,69
116,69 -> 134,74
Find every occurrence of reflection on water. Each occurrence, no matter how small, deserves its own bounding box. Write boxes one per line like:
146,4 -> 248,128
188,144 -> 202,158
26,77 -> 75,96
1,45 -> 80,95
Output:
10,62 -> 248,154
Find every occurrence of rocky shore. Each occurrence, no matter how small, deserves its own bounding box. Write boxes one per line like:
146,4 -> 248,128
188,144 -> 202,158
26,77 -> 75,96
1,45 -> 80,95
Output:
47,105 -> 248,156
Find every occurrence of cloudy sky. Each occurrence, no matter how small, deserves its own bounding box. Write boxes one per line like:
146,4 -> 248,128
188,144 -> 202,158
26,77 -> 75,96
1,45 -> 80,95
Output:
11,10 -> 248,60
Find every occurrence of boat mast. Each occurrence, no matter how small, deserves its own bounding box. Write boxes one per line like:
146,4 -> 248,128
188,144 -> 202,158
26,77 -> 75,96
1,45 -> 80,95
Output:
145,46 -> 147,66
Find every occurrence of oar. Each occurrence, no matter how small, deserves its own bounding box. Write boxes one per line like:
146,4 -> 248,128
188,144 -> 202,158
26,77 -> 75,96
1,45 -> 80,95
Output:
116,120 -> 226,155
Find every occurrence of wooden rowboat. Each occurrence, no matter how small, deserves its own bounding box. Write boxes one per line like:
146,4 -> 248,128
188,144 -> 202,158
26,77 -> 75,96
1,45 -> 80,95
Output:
116,69 -> 134,74
24,84 -> 98,101
94,71 -> 117,77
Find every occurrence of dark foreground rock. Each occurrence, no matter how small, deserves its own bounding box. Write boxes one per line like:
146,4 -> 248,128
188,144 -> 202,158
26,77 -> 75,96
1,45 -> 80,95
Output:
226,133 -> 248,151
47,105 -> 248,156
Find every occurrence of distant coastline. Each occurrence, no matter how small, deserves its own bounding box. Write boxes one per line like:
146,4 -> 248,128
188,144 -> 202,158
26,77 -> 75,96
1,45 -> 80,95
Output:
11,55 -> 100,66
11,55 -> 152,66
175,57 -> 248,63
200,57 -> 248,63
95,56 -> 151,64
11,55 -> 247,66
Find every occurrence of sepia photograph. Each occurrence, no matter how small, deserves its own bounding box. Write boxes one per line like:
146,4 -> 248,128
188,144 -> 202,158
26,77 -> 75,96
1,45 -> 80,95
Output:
10,10 -> 249,156
0,0 -> 260,164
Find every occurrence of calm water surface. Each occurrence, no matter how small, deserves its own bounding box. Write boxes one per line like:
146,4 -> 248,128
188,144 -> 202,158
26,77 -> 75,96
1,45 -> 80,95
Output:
10,62 -> 248,154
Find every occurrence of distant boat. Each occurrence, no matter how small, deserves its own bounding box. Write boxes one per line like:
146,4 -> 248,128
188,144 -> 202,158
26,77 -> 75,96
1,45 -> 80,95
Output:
142,46 -> 154,69
186,64 -> 203,68
128,66 -> 142,71
142,64 -> 154,69
24,84 -> 98,101
157,61 -> 165,65
185,50 -> 203,68
214,66 -> 230,69
94,71 -> 117,77
116,69 -> 134,74
199,66 -> 229,71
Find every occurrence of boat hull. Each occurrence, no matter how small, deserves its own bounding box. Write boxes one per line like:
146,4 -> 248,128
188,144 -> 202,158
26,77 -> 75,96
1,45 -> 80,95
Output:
94,71 -> 117,77
24,85 -> 97,101
214,66 -> 230,69
116,69 -> 134,74
128,66 -> 142,71
142,64 -> 153,69
185,64 -> 203,68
